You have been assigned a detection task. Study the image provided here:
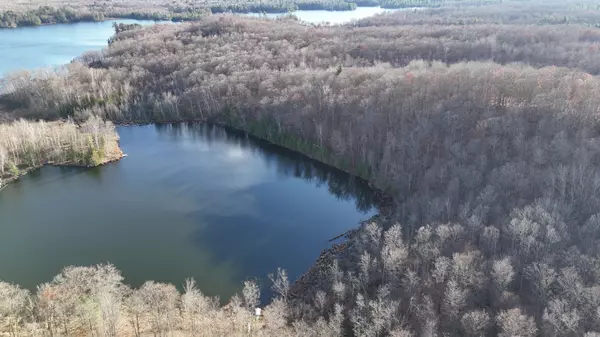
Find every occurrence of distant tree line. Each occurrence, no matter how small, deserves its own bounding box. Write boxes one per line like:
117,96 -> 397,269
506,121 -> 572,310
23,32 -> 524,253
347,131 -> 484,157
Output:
0,6 -> 211,28
4,13 -> 600,118
356,0 -> 600,25
0,6 -> 104,28
209,0 -> 357,14
0,0 -> 511,28
3,1 -> 600,336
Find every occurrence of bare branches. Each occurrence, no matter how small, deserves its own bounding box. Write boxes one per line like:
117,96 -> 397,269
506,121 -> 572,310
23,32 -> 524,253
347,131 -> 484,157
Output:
242,280 -> 260,312
269,268 -> 290,302
0,282 -> 30,337
496,308 -> 537,337
0,118 -> 121,188
3,3 -> 600,336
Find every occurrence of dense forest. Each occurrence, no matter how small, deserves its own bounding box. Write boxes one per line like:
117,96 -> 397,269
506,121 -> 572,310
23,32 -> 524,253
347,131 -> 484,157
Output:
0,117 -> 122,189
0,6 -> 105,27
356,0 -> 600,26
0,264 -> 329,336
3,0 -> 600,335
0,5 -> 204,28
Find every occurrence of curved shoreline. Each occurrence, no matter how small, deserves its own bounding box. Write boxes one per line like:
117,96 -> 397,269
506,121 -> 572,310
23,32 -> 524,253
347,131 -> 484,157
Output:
0,8 -> 349,29
0,119 -> 384,300
0,118 -> 125,191
0,151 -> 124,190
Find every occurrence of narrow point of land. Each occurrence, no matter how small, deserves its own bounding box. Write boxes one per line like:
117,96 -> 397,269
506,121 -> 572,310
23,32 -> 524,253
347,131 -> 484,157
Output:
0,117 -> 123,189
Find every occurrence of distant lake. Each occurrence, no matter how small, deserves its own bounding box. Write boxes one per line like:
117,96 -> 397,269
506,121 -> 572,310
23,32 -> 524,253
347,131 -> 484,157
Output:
0,19 -> 157,76
0,9 -> 383,299
245,6 -> 400,24
0,124 -> 377,298
0,8 -> 400,76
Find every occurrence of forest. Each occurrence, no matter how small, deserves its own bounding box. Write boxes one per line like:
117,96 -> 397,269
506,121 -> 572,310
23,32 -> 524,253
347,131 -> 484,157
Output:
0,0 -> 502,27
0,263 -> 328,336
3,0 -> 600,335
0,6 -> 105,28
0,117 -> 122,189
356,0 -> 600,26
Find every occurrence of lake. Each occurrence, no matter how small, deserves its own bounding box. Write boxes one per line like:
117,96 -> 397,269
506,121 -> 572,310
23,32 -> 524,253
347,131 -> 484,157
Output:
0,124 -> 377,297
0,9 -> 383,298
245,6 -> 399,24
0,19 -> 158,76
0,7 -> 400,75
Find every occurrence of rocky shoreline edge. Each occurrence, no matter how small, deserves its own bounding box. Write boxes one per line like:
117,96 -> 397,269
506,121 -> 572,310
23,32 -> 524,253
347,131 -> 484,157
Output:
290,214 -> 387,301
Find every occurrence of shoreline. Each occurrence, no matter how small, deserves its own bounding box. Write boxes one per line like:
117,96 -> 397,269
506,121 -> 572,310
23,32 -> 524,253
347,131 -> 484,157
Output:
289,215 -> 392,299
0,16 -> 161,29
0,147 -> 124,190
0,117 -> 385,302
0,119 -> 387,299
0,5 -> 413,29
117,119 -> 394,205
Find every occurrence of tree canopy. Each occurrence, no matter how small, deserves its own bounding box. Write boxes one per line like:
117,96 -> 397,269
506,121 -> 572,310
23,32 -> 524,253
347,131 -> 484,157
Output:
3,0 -> 600,335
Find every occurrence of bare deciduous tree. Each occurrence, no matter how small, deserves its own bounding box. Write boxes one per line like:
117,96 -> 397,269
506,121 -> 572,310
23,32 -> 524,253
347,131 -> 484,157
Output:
496,308 -> 537,337
0,282 -> 30,337
542,298 -> 581,337
269,268 -> 290,302
242,280 -> 260,313
492,257 -> 514,293
461,310 -> 490,337
136,281 -> 180,337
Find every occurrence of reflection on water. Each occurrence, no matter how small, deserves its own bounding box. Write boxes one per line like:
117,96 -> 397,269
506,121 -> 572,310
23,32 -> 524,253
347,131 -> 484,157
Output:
155,123 -> 378,212
0,123 -> 377,299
